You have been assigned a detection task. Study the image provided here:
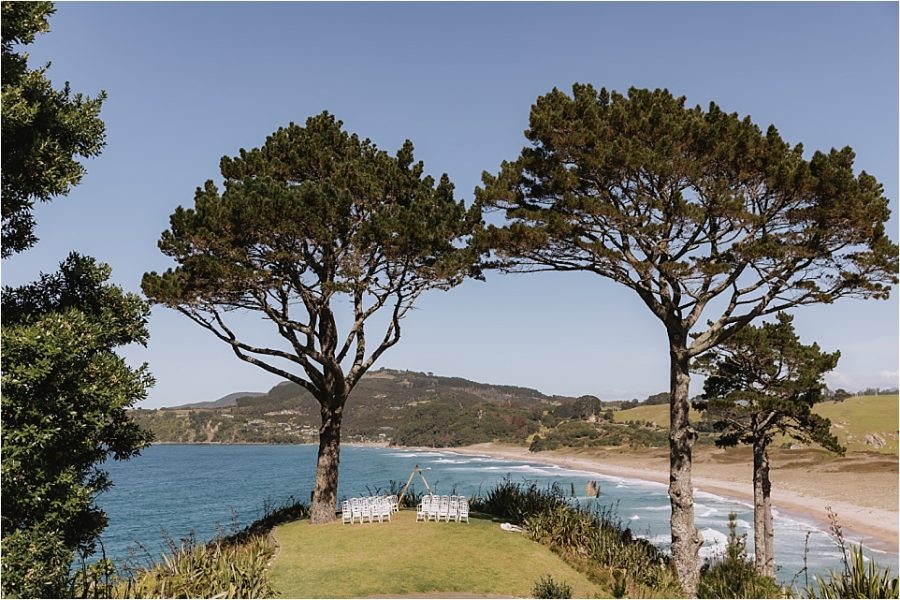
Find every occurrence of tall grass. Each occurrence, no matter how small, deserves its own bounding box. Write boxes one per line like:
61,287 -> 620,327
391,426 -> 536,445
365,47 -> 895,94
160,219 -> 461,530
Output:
71,498 -> 308,598
803,508 -> 899,599
805,544 -> 900,599
121,533 -> 275,598
473,479 -> 680,597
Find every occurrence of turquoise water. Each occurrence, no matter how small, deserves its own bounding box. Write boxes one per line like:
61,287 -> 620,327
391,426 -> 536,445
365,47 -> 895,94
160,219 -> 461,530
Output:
97,444 -> 897,584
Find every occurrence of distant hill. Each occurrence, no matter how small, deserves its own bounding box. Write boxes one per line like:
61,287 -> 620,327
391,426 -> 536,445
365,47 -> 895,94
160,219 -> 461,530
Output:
173,391 -> 265,410
133,369 -> 574,445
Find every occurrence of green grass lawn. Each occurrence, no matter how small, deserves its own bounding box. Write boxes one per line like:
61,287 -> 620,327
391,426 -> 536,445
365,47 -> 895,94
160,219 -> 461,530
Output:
269,510 -> 604,598
614,395 -> 898,454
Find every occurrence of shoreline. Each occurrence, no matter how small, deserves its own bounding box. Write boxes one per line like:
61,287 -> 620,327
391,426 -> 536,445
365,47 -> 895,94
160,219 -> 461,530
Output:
443,443 -> 899,555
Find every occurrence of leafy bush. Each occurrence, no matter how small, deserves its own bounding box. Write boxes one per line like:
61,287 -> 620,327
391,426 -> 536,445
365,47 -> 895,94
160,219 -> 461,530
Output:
532,574 -> 572,599
1,525 -> 74,598
529,420 -> 668,452
698,513 -> 783,598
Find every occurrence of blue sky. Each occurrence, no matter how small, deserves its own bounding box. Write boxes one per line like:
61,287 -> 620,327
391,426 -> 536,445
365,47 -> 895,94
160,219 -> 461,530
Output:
4,2 -> 898,408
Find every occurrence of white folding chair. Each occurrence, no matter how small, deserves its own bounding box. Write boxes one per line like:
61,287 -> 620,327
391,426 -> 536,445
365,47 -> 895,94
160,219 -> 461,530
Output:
362,498 -> 375,523
427,495 -> 440,522
341,500 -> 352,525
438,497 -> 450,522
457,499 -> 470,523
417,496 -> 430,522
352,498 -> 364,524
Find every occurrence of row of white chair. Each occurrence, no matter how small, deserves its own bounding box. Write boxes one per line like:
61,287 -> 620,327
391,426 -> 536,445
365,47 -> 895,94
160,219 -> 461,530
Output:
416,494 -> 470,523
341,495 -> 399,524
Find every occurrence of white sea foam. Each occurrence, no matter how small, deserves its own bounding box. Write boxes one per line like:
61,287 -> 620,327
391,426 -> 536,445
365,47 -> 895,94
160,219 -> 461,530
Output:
643,504 -> 671,511
385,451 -> 446,458
698,528 -> 729,559
628,515 -> 641,521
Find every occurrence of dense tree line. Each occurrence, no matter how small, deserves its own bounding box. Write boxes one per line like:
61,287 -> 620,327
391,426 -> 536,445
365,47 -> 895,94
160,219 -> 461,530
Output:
1,4 -> 152,597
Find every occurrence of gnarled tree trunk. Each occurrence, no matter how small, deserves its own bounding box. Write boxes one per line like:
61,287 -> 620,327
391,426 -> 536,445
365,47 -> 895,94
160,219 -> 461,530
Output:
309,403 -> 343,524
753,437 -> 775,577
668,345 -> 702,597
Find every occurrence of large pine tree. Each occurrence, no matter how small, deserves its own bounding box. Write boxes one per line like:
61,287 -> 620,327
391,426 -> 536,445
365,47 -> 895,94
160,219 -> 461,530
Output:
694,313 -> 843,578
143,113 -> 481,523
477,84 -> 898,595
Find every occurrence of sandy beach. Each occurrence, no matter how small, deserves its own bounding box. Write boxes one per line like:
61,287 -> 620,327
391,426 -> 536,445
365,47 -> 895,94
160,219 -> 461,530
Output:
446,443 -> 899,554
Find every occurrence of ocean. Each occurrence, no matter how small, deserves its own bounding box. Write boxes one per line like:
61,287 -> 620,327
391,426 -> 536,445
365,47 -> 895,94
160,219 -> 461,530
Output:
96,444 -> 897,585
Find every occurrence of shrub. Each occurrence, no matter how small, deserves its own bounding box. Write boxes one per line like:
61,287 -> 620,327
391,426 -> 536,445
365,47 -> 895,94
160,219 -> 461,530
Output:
698,513 -> 783,599
470,478 -> 569,524
532,574 -> 572,599
1,525 -> 74,598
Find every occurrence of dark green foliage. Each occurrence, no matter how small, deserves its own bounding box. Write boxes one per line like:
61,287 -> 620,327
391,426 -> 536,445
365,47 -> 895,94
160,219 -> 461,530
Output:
1,254 -> 153,598
392,402 -> 537,447
644,392 -> 670,406
694,313 -> 843,454
142,114 -> 481,397
529,420 -> 668,451
478,84 -> 898,319
532,575 -> 572,599
551,395 -> 604,420
1,1 -> 107,257
0,524 -> 73,598
698,514 -> 783,599
472,479 -> 570,525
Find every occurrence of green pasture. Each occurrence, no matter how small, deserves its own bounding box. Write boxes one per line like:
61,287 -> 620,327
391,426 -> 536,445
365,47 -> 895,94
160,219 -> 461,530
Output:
814,395 -> 899,453
269,510 -> 604,598
614,395 -> 898,454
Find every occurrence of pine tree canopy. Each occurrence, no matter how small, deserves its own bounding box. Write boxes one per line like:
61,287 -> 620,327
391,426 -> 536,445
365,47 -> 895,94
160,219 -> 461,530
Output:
694,313 -> 843,453
142,112 -> 482,398
477,84 -> 898,354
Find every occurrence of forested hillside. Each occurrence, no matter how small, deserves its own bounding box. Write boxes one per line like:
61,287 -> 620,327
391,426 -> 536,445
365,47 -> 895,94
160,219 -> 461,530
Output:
132,369 -> 566,444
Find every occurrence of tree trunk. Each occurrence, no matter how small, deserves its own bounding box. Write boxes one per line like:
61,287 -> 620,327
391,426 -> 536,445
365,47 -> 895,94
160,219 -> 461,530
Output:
760,442 -> 775,577
753,435 -> 766,575
752,437 -> 775,577
668,347 -> 702,597
309,403 -> 343,525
